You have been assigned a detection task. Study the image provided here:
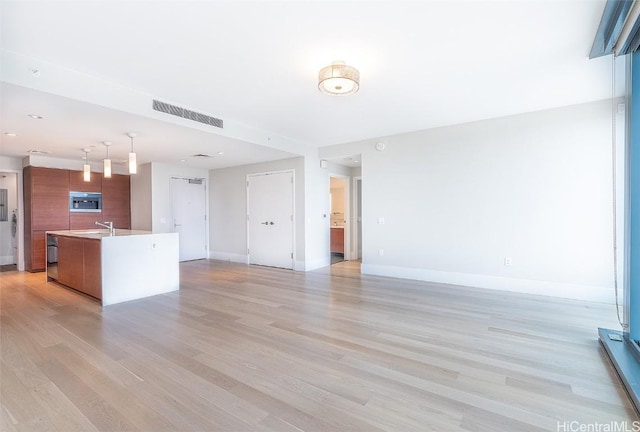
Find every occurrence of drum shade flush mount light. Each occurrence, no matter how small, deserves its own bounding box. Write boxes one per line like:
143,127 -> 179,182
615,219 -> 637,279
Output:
318,61 -> 360,96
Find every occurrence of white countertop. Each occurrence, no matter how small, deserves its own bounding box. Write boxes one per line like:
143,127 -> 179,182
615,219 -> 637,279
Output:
47,229 -> 154,239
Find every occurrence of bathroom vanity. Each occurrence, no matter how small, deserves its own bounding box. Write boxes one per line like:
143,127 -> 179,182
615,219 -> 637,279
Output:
46,229 -> 179,306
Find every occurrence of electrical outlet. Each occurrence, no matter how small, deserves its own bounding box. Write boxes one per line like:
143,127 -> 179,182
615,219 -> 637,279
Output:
504,257 -> 513,266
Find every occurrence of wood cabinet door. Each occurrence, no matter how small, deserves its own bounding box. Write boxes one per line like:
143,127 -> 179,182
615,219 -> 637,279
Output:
102,174 -> 131,229
69,170 -> 102,193
83,239 -> 102,299
29,167 -> 70,231
330,229 -> 344,254
57,236 -> 84,290
70,212 -> 103,230
29,230 -> 47,271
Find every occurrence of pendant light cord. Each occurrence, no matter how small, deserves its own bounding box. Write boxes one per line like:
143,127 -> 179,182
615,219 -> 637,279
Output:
612,55 -> 628,330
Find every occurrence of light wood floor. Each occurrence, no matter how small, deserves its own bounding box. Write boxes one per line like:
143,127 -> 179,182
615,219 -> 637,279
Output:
1,260 -> 637,431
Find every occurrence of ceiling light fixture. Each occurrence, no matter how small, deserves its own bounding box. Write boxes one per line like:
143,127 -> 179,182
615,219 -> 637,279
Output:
28,114 -> 43,119
127,132 -> 137,174
4,132 -> 17,137
82,148 -> 91,182
318,61 -> 360,96
103,141 -> 112,179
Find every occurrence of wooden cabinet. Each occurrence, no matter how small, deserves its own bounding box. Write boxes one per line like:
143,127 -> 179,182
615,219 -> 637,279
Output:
27,230 -> 47,272
70,212 -> 103,230
83,239 -> 102,299
331,228 -> 344,254
57,236 -> 84,289
24,166 -> 131,271
24,167 -> 70,271
54,236 -> 102,300
25,167 -> 70,231
102,174 -> 130,229
70,170 -> 102,193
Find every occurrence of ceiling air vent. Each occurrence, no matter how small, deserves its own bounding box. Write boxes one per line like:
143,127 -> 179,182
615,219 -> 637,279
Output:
152,100 -> 223,129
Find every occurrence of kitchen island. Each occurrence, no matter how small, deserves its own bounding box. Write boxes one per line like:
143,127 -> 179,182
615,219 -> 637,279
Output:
46,229 -> 179,306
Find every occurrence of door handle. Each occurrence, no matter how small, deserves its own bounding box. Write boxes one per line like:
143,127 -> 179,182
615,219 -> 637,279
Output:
261,221 -> 269,225
269,221 -> 274,225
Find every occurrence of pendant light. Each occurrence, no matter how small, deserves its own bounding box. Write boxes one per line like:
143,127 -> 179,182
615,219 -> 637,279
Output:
127,132 -> 137,174
82,148 -> 91,182
103,141 -> 112,179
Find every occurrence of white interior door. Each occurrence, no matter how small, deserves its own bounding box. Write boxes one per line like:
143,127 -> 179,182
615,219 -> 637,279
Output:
248,172 -> 293,269
171,177 -> 207,262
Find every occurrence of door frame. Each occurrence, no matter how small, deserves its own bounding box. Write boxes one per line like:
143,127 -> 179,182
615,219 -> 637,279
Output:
328,173 -> 351,261
246,169 -> 296,268
169,176 -> 209,260
352,175 -> 362,260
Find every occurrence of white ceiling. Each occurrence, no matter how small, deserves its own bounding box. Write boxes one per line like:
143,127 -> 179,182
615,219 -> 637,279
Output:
0,83 -> 296,169
0,0 -> 612,169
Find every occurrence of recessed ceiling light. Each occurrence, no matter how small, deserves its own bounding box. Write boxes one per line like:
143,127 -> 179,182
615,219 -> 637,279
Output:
28,114 -> 43,119
353,160 -> 359,164
179,159 -> 186,163
217,151 -> 224,155
4,132 -> 17,137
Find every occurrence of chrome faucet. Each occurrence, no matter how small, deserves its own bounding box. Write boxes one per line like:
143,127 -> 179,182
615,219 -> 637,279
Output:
95,221 -> 115,235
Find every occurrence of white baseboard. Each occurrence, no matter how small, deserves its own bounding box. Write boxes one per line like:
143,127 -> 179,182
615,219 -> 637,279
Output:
0,255 -> 15,266
208,252 -> 330,271
361,263 -> 614,304
297,257 -> 331,272
209,251 -> 249,264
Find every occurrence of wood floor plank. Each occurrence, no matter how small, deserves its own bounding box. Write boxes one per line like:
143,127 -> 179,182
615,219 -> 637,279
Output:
1,259 -> 637,431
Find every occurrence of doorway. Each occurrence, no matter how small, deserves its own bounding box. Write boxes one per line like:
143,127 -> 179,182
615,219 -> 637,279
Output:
0,172 -> 18,271
247,171 -> 294,269
329,175 -> 349,265
170,177 -> 207,262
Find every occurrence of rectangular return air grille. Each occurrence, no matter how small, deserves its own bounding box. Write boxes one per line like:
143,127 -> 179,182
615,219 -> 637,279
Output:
152,100 -> 223,129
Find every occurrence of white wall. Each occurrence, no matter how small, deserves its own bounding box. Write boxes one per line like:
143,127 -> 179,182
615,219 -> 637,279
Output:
0,173 -> 18,265
304,156 -> 330,270
209,157 -> 307,266
321,100 -> 616,302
